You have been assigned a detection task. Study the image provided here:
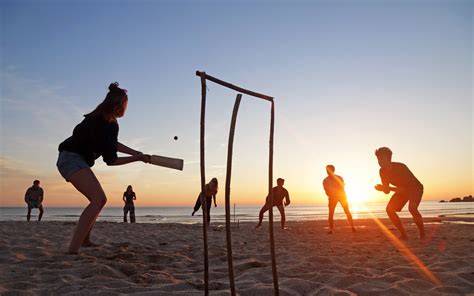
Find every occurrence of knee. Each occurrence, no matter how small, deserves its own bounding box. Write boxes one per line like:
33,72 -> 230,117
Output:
409,206 -> 420,216
386,205 -> 395,215
92,194 -> 107,208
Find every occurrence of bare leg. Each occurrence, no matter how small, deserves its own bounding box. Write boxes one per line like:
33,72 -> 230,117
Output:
38,205 -> 44,222
27,206 -> 32,221
328,203 -> 336,234
386,204 -> 407,239
342,204 -> 355,232
409,202 -> 425,239
255,204 -> 270,228
67,168 -> 107,254
276,205 -> 286,229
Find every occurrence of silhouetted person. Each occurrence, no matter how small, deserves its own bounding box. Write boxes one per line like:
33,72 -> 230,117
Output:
25,180 -> 44,221
123,185 -> 136,223
192,178 -> 218,226
255,178 -> 291,230
57,82 -> 151,254
323,165 -> 355,234
374,147 -> 425,240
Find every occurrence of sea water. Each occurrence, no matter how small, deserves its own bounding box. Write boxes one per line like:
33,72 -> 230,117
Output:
0,201 -> 472,224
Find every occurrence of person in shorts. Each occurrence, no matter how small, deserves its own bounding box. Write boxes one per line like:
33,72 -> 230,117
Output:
323,165 -> 355,234
57,82 -> 151,254
24,180 -> 44,222
255,178 -> 291,230
374,147 -> 425,240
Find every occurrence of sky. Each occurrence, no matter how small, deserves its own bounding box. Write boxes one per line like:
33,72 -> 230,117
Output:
1,0 -> 472,207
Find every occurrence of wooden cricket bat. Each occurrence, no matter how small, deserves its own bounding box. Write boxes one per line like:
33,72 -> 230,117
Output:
150,155 -> 184,171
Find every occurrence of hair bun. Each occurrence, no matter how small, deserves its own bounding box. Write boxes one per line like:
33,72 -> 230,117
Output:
108,82 -> 120,92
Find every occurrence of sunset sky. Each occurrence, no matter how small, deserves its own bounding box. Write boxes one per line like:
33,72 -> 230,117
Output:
1,0 -> 472,207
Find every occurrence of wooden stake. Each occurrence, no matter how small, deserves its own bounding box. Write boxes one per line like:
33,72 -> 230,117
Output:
268,100 -> 279,295
224,94 -> 242,296
199,73 -> 209,296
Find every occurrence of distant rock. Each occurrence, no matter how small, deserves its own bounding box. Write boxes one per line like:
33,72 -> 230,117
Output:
449,195 -> 473,202
439,200 -> 446,203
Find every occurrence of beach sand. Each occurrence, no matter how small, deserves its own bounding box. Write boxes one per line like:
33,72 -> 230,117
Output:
0,217 -> 473,295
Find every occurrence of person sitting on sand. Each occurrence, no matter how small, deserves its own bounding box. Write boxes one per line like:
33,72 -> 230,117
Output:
192,178 -> 218,226
56,82 -> 151,254
24,180 -> 44,222
323,165 -> 355,234
374,147 -> 425,240
123,185 -> 136,223
255,178 -> 291,230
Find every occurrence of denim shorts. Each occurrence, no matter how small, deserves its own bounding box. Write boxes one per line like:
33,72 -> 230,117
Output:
56,151 -> 89,181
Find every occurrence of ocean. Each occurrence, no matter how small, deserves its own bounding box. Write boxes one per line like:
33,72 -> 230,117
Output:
1,201 -> 472,224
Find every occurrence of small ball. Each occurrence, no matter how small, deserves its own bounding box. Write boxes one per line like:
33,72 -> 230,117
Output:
174,136 -> 178,140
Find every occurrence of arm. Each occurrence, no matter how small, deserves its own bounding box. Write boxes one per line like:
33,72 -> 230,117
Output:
117,142 -> 142,156
108,154 -> 150,166
24,189 -> 30,204
123,193 -> 126,203
133,193 -> 137,201
39,189 -> 44,204
213,195 -> 217,207
284,190 -> 290,206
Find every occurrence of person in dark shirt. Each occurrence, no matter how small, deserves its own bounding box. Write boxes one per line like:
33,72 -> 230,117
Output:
255,178 -> 291,230
192,178 -> 218,226
123,185 -> 137,223
56,82 -> 151,254
374,147 -> 425,240
24,180 -> 44,222
323,165 -> 355,234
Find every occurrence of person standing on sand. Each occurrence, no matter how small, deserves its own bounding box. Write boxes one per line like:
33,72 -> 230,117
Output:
323,165 -> 356,234
255,178 -> 291,230
123,185 -> 136,223
192,178 -> 218,226
25,180 -> 44,222
56,82 -> 151,254
374,147 -> 425,240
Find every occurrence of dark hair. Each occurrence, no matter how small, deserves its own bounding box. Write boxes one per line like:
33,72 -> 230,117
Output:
33,180 -> 40,185
277,178 -> 284,183
326,165 -> 335,172
85,82 -> 128,119
210,178 -> 218,185
375,147 -> 393,159
127,185 -> 133,192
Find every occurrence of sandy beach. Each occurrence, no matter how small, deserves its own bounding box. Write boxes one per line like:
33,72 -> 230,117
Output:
0,217 -> 473,295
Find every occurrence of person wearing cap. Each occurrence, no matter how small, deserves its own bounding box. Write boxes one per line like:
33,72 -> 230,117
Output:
255,178 -> 291,230
24,180 -> 44,221
323,165 -> 355,234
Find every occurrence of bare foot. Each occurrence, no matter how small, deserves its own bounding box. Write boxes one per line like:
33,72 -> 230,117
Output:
66,250 -> 78,255
282,227 -> 290,230
351,227 -> 356,233
419,233 -> 426,240
327,230 -> 333,234
82,241 -> 101,248
254,224 -> 261,229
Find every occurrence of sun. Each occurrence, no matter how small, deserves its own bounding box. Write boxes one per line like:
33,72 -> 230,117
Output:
345,183 -> 374,211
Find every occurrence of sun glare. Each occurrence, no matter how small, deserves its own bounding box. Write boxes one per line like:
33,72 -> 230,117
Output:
345,183 -> 374,209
